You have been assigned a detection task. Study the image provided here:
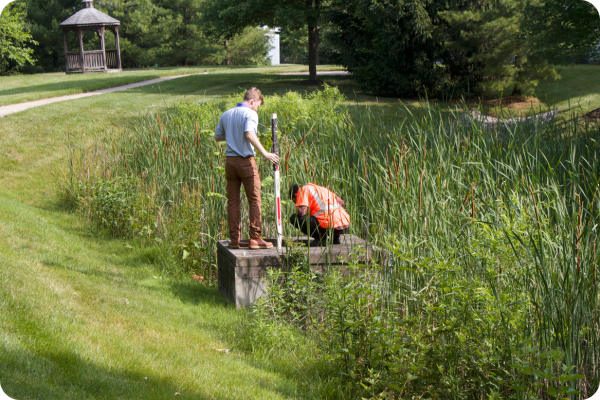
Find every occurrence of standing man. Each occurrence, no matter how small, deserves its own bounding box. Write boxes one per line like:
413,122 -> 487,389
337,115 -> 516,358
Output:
214,87 -> 279,249
289,183 -> 350,245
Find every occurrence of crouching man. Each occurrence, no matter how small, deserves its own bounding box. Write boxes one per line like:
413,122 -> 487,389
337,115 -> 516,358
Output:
289,183 -> 350,246
214,87 -> 279,249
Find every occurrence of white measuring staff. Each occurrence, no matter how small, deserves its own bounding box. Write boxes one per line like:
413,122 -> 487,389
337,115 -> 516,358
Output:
271,113 -> 283,251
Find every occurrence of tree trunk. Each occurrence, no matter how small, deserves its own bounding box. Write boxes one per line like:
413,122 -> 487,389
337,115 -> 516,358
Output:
307,0 -> 320,82
224,40 -> 230,66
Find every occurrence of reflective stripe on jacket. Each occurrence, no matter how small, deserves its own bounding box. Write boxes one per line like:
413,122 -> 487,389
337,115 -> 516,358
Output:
296,183 -> 350,229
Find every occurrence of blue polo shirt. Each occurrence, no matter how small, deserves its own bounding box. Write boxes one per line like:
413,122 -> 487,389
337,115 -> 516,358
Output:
214,103 -> 259,157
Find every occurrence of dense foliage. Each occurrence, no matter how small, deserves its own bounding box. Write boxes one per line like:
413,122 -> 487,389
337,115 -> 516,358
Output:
328,0 -> 600,97
14,0 -> 600,95
201,0 -> 332,80
327,0 -> 448,97
17,0 -> 272,71
0,1 -> 37,74
279,24 -> 339,65
440,0 -> 600,96
66,87 -> 600,398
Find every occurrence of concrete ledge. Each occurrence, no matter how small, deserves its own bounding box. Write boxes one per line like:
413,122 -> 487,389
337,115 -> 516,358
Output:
217,234 -> 371,308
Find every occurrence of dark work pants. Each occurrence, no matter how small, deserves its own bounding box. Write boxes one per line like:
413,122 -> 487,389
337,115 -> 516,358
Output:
289,214 -> 347,241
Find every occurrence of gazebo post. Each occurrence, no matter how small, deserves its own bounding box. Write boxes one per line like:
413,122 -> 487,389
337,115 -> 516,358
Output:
100,27 -> 107,71
63,30 -> 69,73
115,26 -> 121,70
78,29 -> 86,73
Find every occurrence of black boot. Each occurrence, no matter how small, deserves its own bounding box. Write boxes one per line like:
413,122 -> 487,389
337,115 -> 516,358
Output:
309,239 -> 326,247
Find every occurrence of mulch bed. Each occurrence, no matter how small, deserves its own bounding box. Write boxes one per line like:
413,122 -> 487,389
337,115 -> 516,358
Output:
583,108 -> 600,120
296,79 -> 325,86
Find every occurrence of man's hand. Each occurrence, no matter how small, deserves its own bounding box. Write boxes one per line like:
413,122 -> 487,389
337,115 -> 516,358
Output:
262,151 -> 279,164
336,196 -> 345,207
245,131 -> 279,164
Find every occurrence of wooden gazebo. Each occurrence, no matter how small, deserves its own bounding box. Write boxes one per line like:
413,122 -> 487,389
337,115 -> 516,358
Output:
60,0 -> 121,74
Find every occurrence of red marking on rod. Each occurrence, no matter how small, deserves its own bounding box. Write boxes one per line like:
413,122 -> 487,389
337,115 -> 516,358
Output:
277,198 -> 281,225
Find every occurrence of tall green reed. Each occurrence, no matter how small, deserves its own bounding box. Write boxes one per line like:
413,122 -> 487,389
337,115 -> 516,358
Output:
66,87 -> 599,396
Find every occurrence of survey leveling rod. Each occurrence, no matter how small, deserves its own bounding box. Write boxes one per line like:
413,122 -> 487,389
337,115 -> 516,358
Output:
271,113 -> 283,252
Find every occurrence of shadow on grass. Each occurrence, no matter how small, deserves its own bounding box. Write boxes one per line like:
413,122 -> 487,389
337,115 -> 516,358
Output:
168,280 -> 230,308
124,71 -> 370,102
0,345 -> 212,400
0,76 -> 163,99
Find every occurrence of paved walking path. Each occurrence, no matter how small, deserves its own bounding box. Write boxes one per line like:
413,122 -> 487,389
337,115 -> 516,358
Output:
0,73 -> 204,118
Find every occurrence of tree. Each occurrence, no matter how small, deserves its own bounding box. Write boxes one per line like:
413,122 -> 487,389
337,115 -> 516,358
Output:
201,0 -> 326,81
280,23 -> 339,65
226,27 -> 272,66
0,1 -> 38,74
327,0 -> 451,97
328,0 -> 600,98
20,0 -> 77,70
19,0 -> 271,70
440,0 -> 600,96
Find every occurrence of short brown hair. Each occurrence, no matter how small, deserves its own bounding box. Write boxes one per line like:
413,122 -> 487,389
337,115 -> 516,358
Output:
244,87 -> 264,105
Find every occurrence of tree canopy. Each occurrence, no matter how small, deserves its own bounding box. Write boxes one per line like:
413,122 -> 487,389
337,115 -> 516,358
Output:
0,1 -> 38,74
327,0 -> 600,97
19,0 -> 272,70
440,0 -> 600,96
202,0 -> 327,80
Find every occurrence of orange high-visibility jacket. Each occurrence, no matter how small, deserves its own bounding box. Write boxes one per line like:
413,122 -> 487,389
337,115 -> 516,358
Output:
295,183 -> 350,229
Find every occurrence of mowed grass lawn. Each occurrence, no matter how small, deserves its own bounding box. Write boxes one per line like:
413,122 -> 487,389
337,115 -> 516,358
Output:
0,64 -> 345,107
0,64 -> 599,400
536,64 -> 600,114
0,70 -> 355,400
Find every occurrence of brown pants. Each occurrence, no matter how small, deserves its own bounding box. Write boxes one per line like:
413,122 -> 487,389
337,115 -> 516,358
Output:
225,156 -> 262,241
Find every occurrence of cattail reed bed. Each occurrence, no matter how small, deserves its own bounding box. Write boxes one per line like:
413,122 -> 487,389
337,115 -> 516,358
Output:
66,86 -> 599,398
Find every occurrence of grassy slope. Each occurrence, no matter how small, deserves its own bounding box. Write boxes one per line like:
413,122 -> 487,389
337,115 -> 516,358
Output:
0,64 -> 344,107
1,65 -> 598,399
535,64 -> 600,114
0,71 -> 352,400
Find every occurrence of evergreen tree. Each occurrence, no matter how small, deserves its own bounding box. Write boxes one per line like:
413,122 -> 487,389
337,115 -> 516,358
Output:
327,0 -> 451,97
329,0 -> 600,97
440,0 -> 600,96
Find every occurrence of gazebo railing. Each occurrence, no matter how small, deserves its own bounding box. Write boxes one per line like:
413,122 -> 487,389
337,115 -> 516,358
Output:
83,50 -> 104,69
106,50 -> 118,68
65,52 -> 81,69
66,50 -> 119,71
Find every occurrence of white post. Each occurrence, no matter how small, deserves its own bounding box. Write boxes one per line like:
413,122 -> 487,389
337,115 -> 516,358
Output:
271,113 -> 282,252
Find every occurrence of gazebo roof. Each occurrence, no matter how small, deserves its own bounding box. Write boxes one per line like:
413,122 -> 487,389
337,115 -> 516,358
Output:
60,0 -> 120,27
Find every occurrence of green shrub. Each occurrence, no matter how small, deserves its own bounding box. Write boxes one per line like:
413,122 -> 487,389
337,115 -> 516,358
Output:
73,174 -> 158,239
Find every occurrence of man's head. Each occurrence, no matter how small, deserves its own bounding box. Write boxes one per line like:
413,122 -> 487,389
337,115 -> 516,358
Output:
243,87 -> 264,111
289,184 -> 300,203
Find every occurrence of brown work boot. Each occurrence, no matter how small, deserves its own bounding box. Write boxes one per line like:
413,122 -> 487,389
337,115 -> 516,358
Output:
249,237 -> 273,249
228,239 -> 240,249
239,239 -> 250,248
